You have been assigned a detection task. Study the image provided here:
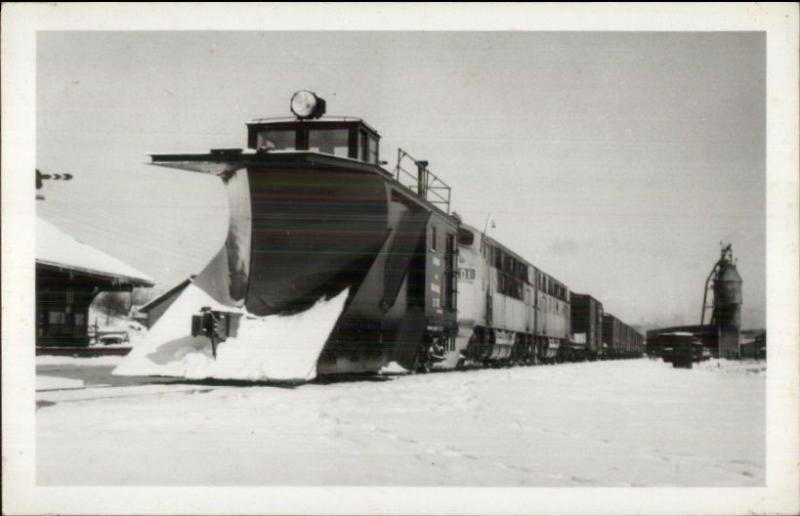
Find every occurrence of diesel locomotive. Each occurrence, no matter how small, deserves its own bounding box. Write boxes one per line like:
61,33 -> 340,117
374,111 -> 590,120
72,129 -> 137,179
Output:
115,91 -> 643,382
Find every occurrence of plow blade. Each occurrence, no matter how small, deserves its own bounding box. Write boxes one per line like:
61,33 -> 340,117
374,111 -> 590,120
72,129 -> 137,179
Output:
114,284 -> 349,382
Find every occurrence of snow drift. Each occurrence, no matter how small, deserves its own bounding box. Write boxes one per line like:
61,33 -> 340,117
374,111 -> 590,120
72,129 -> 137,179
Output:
113,284 -> 348,382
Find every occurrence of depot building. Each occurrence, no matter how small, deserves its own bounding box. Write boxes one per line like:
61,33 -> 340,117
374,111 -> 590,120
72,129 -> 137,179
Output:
36,217 -> 154,347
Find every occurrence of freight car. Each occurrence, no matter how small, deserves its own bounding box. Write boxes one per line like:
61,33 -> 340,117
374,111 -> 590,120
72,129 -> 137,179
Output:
115,91 -> 642,383
569,293 -> 604,361
602,314 -> 645,359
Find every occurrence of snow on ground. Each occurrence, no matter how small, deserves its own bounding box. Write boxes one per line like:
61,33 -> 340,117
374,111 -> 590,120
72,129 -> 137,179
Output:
36,357 -> 765,486
37,355 -> 128,367
37,375 -> 85,391
696,358 -> 767,376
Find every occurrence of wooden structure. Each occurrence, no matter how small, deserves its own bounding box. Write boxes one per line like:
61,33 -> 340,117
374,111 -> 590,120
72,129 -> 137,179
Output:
36,217 -> 154,347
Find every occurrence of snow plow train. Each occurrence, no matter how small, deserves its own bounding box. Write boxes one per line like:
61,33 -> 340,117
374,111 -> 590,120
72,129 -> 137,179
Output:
114,91 -> 644,383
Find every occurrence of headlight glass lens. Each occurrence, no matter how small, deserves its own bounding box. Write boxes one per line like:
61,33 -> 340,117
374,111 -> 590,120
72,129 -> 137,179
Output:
290,90 -> 317,118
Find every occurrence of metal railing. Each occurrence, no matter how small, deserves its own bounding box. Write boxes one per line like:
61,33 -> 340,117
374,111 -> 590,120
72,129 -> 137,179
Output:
393,148 -> 451,213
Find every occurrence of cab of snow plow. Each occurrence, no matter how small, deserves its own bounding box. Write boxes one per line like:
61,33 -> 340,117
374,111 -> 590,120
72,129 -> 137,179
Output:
115,90 -> 459,382
247,90 -> 382,165
247,117 -> 381,165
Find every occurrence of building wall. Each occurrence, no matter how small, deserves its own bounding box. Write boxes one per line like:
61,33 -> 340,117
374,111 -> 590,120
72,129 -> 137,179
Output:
36,264 -> 130,346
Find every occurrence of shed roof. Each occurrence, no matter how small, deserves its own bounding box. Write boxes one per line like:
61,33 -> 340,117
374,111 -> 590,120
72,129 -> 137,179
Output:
36,217 -> 154,287
138,277 -> 192,313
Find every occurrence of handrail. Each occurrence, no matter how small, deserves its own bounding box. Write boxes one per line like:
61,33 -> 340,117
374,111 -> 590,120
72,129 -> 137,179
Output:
392,148 -> 451,213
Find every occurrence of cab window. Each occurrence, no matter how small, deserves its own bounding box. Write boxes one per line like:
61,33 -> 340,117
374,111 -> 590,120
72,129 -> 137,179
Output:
366,134 -> 378,164
360,131 -> 378,164
257,129 -> 296,151
308,129 -> 349,157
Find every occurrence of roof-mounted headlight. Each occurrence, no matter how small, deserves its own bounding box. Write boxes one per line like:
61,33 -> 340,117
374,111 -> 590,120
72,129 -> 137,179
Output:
290,90 -> 326,120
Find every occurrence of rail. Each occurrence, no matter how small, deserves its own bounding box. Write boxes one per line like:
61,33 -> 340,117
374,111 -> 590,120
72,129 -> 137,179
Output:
393,148 -> 451,213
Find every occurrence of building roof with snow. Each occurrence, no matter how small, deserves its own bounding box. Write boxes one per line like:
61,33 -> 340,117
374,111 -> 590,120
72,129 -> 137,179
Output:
36,217 -> 154,287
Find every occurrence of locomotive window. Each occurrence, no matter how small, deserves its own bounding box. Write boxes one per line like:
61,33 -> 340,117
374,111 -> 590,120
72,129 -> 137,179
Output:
358,131 -> 379,164
257,129 -> 297,151
366,134 -> 378,164
308,129 -> 350,157
360,131 -> 368,161
431,225 -> 437,251
457,227 -> 475,246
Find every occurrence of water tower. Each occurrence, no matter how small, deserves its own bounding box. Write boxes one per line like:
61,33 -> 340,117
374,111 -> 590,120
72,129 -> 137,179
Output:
701,243 -> 743,357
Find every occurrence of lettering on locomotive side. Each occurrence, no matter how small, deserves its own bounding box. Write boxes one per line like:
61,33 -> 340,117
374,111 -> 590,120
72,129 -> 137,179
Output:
459,268 -> 476,281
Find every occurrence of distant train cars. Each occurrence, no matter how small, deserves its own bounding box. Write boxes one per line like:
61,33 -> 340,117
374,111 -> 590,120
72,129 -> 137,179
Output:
439,221 -> 643,370
602,314 -> 645,359
570,293 -> 604,360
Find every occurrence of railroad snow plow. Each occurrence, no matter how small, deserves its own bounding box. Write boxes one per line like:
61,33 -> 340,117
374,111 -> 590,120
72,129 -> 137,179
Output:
115,91 -> 459,381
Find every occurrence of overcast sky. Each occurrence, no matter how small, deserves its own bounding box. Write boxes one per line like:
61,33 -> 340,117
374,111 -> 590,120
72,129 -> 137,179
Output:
36,31 -> 765,329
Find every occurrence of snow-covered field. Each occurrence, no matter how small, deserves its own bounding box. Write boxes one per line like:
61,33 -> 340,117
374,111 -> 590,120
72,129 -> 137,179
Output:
36,357 -> 764,486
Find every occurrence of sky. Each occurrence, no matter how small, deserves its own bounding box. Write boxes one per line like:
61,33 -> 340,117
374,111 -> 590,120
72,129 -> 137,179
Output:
36,31 -> 766,330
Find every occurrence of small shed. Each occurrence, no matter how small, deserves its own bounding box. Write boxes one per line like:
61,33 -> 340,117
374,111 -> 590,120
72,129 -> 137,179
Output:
36,217 -> 154,346
137,277 -> 193,329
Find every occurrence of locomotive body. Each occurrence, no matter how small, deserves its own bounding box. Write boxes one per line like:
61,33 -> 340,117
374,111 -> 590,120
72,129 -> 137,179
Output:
532,267 -> 571,363
446,224 -> 571,368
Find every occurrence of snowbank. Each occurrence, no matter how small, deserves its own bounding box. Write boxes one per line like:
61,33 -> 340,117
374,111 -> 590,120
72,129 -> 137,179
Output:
113,285 -> 348,382
380,361 -> 409,375
36,375 -> 85,391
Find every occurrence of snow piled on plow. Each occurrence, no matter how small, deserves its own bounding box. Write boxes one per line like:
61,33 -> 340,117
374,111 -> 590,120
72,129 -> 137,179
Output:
113,285 -> 348,382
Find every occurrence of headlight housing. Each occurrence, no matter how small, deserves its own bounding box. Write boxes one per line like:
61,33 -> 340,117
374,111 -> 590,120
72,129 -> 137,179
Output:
290,90 -> 326,119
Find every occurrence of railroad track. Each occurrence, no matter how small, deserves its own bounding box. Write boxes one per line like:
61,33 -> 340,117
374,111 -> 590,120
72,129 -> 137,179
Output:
36,346 -> 132,357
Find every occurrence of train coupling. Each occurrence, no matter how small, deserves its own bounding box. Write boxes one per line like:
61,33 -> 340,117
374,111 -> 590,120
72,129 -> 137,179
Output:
190,307 -> 242,358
